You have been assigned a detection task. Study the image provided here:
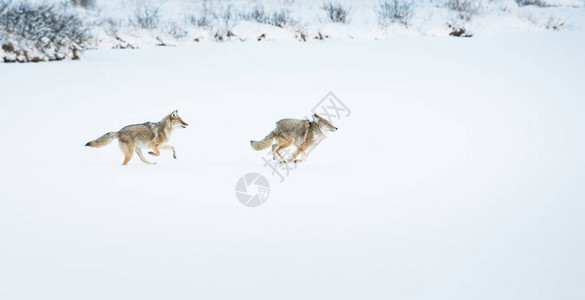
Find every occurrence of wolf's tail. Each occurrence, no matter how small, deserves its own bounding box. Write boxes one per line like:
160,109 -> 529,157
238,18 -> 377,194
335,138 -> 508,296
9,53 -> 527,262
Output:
250,131 -> 274,150
85,132 -> 118,147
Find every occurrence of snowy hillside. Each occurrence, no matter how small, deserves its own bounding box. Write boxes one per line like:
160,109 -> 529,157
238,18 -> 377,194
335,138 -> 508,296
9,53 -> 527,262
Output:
1,30 -> 584,299
2,0 -> 585,62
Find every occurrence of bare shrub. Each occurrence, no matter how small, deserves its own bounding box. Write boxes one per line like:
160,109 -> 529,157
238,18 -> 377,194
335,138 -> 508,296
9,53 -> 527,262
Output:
213,29 -> 236,42
70,0 -> 96,10
186,13 -> 212,27
0,1 -> 90,62
219,5 -> 236,31
515,0 -> 553,7
241,5 -> 270,23
241,5 -> 299,28
446,16 -> 473,37
445,0 -> 481,21
95,17 -> 122,36
130,5 -> 160,30
295,29 -> 308,41
524,13 -> 566,30
314,32 -> 329,40
0,0 -> 9,14
166,22 -> 188,39
270,9 -> 298,28
377,0 -> 413,27
544,16 -> 566,30
322,2 -> 351,24
448,25 -> 473,37
213,6 -> 238,42
185,0 -> 214,28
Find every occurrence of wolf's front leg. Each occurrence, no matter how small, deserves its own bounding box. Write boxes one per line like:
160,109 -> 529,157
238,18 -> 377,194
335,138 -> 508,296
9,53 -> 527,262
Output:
287,145 -> 308,164
294,151 -> 307,163
148,143 -> 160,156
159,145 -> 177,159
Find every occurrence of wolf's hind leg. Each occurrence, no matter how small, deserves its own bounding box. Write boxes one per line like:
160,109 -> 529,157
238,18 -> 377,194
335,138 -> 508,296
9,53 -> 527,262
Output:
157,145 -> 177,159
271,144 -> 279,160
274,137 -> 292,162
120,142 -> 135,165
136,147 -> 156,165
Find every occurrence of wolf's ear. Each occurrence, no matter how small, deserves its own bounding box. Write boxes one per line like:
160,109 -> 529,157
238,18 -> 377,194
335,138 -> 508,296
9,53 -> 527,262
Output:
312,114 -> 319,121
172,110 -> 178,117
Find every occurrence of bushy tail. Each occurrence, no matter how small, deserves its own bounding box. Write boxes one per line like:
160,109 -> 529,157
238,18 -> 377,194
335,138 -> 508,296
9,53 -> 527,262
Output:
250,131 -> 274,150
85,132 -> 118,147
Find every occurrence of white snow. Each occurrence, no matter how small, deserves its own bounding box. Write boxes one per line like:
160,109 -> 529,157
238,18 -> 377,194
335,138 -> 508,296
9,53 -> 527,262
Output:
1,31 -> 584,299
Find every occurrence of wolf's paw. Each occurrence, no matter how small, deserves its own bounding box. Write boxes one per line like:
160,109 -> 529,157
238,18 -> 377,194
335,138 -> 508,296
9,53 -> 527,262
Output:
293,159 -> 303,164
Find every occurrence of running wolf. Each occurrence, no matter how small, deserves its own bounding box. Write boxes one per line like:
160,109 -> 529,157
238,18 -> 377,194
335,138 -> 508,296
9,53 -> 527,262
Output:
85,110 -> 188,165
250,114 -> 338,163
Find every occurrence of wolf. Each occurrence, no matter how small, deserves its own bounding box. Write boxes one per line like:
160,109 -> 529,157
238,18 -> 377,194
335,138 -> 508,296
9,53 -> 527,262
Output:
250,114 -> 338,163
85,110 -> 188,165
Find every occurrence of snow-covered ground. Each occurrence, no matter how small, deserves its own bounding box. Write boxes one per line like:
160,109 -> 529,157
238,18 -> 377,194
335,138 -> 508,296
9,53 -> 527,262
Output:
1,32 -> 585,298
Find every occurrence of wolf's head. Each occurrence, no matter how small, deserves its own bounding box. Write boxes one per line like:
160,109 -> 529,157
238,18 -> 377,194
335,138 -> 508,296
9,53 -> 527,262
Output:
313,114 -> 338,132
169,110 -> 189,128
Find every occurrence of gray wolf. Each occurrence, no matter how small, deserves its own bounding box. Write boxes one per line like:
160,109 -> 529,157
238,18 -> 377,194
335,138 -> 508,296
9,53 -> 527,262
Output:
250,114 -> 337,163
85,110 -> 188,165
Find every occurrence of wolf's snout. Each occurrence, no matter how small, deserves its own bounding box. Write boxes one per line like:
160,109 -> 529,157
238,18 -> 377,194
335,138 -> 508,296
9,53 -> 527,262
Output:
182,123 -> 189,128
